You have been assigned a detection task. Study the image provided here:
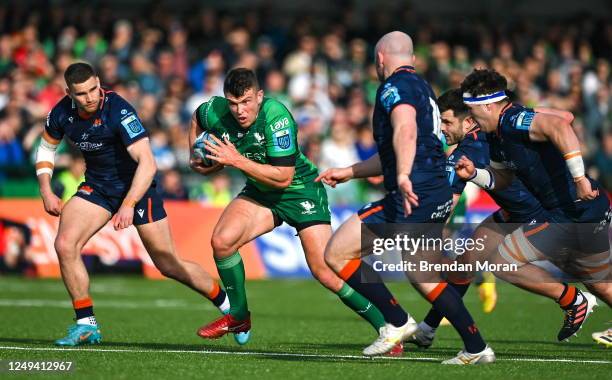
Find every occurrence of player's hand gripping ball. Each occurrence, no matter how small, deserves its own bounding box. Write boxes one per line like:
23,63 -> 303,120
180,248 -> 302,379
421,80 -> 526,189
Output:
192,131 -> 217,167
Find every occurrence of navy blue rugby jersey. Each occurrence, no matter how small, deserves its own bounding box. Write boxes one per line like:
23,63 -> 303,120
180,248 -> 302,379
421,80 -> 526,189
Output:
489,103 -> 600,216
45,90 -> 149,196
447,129 -> 545,222
372,65 -> 448,194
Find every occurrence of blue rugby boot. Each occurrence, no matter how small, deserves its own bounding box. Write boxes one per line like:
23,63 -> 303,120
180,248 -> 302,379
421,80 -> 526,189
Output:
54,324 -> 102,346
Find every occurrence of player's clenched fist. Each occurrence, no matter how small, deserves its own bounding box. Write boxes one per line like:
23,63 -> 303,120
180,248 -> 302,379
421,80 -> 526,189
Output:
574,176 -> 599,201
41,190 -> 63,216
314,167 -> 353,188
454,156 -> 476,180
112,205 -> 134,230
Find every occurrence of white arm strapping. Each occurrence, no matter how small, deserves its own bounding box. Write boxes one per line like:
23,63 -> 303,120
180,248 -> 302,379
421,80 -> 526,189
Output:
35,139 -> 58,177
469,168 -> 495,190
563,151 -> 585,180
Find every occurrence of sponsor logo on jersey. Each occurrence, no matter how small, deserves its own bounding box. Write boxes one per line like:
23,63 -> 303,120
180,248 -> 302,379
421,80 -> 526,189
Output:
380,83 -> 400,112
93,118 -> 103,127
78,185 -> 94,196
269,117 -> 289,131
274,129 -> 291,150
515,111 -> 534,130
137,209 -> 145,218
300,200 -> 317,215
76,141 -> 104,151
429,198 -> 453,220
120,114 -> 145,138
81,133 -> 89,140
254,132 -> 265,144
221,132 -> 230,141
121,109 -> 128,115
243,152 -> 266,162
68,116 -> 74,123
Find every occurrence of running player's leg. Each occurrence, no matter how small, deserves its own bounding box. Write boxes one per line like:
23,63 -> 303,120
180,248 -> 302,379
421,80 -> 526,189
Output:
492,221 -> 599,340
298,223 -> 386,332
53,195 -> 111,345
407,251 -> 489,357
415,217 -> 503,346
298,224 -> 342,292
132,186 -> 229,309
209,196 -> 276,320
55,197 -> 111,302
414,214 -> 560,347
136,218 -> 228,310
325,213 -> 411,329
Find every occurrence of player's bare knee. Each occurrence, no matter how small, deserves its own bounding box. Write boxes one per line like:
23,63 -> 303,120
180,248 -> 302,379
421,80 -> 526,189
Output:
323,246 -> 340,272
211,233 -> 239,256
54,235 -> 78,259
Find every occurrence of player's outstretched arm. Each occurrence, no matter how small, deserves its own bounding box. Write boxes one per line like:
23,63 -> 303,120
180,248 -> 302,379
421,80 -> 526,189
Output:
528,112 -> 598,200
315,153 -> 382,187
35,130 -> 63,216
352,153 -> 383,178
188,112 -> 224,176
454,156 -> 514,191
112,138 -> 156,230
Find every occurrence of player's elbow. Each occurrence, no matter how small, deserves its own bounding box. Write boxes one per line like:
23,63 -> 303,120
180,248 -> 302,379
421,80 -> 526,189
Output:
560,111 -> 575,123
274,177 -> 292,189
552,120 -> 577,143
149,160 -> 158,176
143,155 -> 157,177
272,168 -> 294,189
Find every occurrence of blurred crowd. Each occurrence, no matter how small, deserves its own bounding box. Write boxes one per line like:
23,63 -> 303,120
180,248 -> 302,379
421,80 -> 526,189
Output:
0,3 -> 610,209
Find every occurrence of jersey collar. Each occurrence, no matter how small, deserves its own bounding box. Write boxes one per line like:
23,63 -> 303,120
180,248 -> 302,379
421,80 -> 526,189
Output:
496,102 -> 513,136
466,125 -> 482,141
392,65 -> 416,75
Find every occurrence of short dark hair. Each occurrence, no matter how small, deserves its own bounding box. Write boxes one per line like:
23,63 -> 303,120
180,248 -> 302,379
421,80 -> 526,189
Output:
223,68 -> 259,97
460,68 -> 508,99
437,88 -> 469,117
64,62 -> 96,86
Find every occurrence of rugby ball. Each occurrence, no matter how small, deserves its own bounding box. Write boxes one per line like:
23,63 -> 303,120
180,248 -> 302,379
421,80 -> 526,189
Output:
192,131 -> 217,167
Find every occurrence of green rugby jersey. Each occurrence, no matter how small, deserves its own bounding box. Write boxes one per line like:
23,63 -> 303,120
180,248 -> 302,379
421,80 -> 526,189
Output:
195,96 -> 319,191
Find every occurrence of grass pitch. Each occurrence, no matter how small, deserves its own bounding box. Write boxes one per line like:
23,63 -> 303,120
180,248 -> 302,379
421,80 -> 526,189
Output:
0,276 -> 609,379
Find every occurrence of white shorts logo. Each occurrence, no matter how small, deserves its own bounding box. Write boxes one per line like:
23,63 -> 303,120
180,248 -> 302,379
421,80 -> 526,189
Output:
300,201 -> 316,215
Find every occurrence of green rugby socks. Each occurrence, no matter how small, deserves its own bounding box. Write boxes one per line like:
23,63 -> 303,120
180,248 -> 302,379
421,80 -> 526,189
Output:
337,283 -> 386,331
215,252 -> 249,320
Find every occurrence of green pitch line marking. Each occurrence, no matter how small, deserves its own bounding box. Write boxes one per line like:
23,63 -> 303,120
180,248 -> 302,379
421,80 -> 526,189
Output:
0,346 -> 610,364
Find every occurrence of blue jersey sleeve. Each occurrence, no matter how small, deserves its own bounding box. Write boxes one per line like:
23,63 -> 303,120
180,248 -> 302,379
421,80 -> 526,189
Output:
44,107 -> 65,141
446,153 -> 465,195
500,108 -> 535,143
112,97 -> 148,147
379,77 -> 418,115
447,141 -> 490,195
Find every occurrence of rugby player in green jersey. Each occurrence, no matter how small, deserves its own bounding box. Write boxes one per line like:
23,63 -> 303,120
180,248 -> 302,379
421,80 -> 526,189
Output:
190,68 -> 400,351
